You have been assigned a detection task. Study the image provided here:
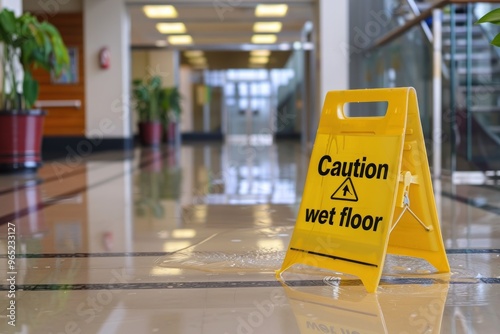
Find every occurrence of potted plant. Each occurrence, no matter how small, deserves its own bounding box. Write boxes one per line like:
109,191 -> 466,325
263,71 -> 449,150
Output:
161,86 -> 182,145
0,9 -> 69,172
132,76 -> 164,147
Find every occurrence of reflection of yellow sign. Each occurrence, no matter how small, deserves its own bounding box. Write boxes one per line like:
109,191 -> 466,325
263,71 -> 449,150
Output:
283,281 -> 449,334
277,87 -> 450,292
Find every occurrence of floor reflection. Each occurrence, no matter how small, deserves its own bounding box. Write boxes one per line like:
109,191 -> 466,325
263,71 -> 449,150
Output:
282,281 -> 449,334
1,141 -> 500,333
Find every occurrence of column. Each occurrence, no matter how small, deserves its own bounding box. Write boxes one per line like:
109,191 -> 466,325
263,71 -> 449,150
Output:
317,0 -> 349,100
84,0 -> 132,146
309,0 -> 349,149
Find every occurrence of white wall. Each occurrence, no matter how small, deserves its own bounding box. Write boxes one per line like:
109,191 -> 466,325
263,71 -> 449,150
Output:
148,50 -> 178,88
131,51 -> 149,81
2,0 -> 21,14
84,0 -> 131,138
180,66 -> 193,132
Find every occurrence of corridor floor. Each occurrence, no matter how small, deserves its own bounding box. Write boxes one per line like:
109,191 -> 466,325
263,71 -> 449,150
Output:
0,142 -> 499,333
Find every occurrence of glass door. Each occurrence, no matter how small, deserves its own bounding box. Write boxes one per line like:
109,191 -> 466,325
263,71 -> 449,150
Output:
224,71 -> 274,145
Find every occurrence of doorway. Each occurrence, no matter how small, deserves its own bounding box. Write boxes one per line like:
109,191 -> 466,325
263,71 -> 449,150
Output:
224,70 -> 274,145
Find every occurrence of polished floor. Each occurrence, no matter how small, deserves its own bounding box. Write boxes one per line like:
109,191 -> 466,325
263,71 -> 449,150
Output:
0,141 -> 499,333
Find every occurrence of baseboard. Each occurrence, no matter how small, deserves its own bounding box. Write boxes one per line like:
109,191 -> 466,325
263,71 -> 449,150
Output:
181,133 -> 224,141
42,136 -> 134,160
275,132 -> 301,140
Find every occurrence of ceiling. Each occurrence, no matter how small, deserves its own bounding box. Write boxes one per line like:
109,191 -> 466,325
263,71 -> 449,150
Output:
128,0 -> 316,69
24,0 -> 316,70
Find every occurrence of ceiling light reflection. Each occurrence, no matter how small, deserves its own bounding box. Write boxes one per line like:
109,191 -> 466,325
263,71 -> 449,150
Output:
172,229 -> 197,238
163,241 -> 191,252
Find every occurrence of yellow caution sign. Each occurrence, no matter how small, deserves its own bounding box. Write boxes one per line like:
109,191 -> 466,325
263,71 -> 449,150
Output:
277,87 -> 450,292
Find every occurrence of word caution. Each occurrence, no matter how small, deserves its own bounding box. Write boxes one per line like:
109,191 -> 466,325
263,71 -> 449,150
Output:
318,155 -> 389,179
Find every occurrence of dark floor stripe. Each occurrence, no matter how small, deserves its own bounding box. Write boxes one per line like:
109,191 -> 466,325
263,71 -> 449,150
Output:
0,148 -> 174,226
446,248 -> 500,254
3,248 -> 499,258
1,277 -> 499,291
0,252 -> 174,258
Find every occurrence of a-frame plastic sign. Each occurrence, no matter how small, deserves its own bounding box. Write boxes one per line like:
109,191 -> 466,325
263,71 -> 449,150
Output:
277,87 -> 450,292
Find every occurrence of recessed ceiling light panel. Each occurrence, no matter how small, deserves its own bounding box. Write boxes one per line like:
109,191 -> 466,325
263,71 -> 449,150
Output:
156,23 -> 186,34
255,4 -> 288,17
155,40 -> 168,47
253,22 -> 282,33
143,5 -> 178,18
168,35 -> 193,45
251,34 -> 277,44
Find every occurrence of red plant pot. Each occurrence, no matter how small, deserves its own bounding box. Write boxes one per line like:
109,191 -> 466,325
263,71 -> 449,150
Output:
0,110 -> 46,173
139,121 -> 163,147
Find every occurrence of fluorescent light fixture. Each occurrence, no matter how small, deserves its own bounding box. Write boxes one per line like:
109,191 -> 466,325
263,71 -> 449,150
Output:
253,22 -> 282,33
155,40 -> 168,47
251,34 -> 277,44
189,57 -> 207,65
250,50 -> 271,57
249,56 -> 269,64
184,50 -> 204,58
143,5 -> 178,18
255,4 -> 288,17
168,35 -> 193,45
156,22 -> 186,34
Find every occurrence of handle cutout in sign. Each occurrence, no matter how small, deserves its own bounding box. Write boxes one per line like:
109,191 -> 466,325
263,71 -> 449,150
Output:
343,101 -> 388,117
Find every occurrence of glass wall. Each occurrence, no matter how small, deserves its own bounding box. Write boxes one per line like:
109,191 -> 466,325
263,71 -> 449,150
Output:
191,67 -> 299,140
349,0 -> 434,166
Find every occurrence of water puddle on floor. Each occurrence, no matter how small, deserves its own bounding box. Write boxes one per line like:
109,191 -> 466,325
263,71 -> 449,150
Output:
156,227 -> 291,273
156,227 -> 486,284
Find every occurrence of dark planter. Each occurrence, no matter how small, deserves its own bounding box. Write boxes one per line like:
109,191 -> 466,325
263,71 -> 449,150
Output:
165,120 -> 181,146
139,121 -> 163,147
0,110 -> 46,173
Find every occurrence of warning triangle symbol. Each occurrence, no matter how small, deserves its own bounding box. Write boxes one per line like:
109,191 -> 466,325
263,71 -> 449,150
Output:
331,177 -> 358,202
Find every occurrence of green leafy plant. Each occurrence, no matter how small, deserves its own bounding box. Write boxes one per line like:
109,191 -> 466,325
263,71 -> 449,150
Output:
0,9 -> 69,110
133,76 -> 182,123
477,8 -> 500,46
132,76 -> 163,122
162,86 -> 182,122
